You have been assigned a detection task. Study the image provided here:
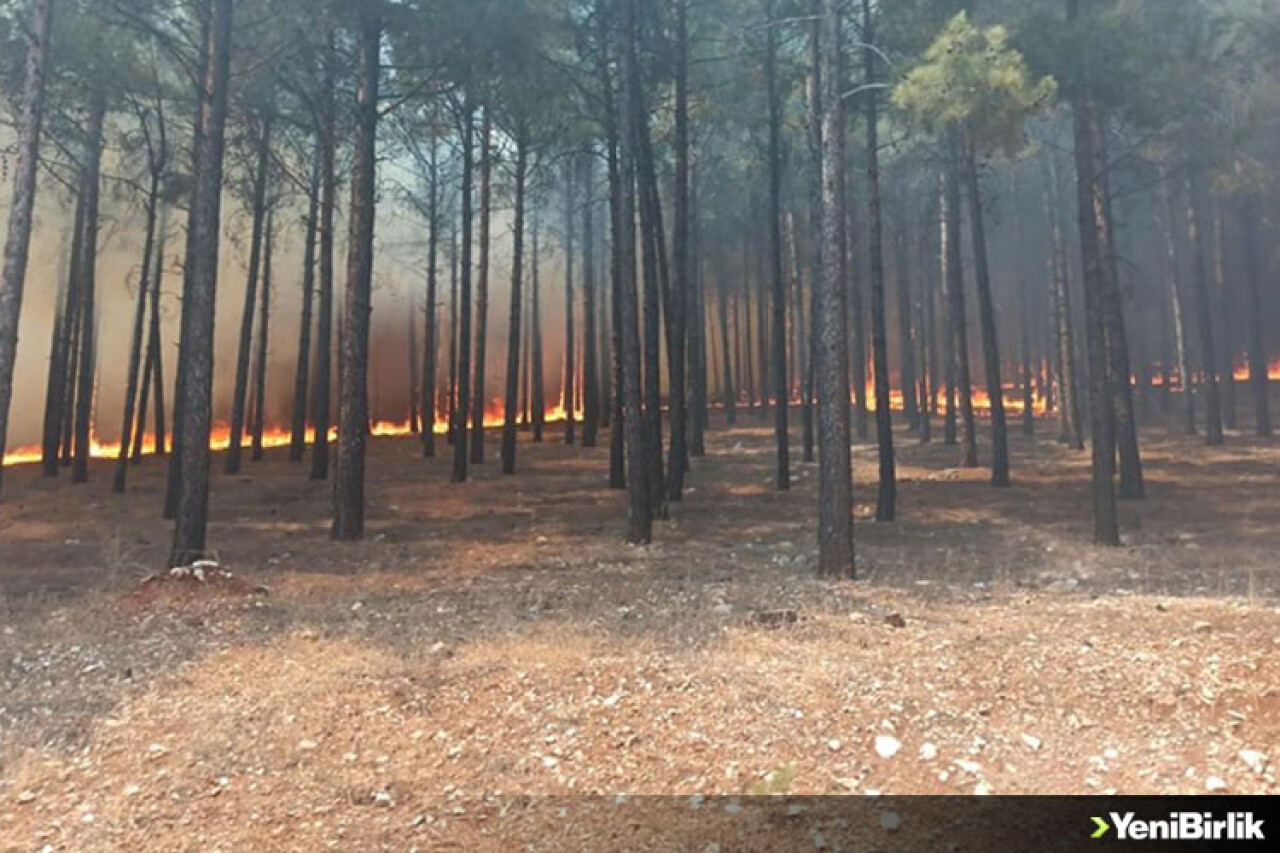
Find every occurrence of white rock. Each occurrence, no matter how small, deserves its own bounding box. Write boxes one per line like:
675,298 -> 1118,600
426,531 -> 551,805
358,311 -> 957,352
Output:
16,790 -> 37,804
1205,776 -> 1228,792
298,739 -> 318,751
874,735 -> 901,759
955,759 -> 982,774
373,791 -> 394,807
973,781 -> 993,795
827,739 -> 842,752
1021,734 -> 1042,751
123,784 -> 141,797
1103,748 -> 1119,761
1239,750 -> 1267,773
919,742 -> 938,761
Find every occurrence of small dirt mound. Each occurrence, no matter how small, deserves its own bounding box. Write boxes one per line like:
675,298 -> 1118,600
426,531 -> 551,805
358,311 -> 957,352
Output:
124,560 -> 267,608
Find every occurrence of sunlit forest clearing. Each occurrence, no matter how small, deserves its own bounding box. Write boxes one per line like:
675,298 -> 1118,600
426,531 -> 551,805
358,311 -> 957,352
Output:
1,0 -> 1279,846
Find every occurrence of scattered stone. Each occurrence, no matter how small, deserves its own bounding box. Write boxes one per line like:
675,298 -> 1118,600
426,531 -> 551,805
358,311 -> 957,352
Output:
1239,750 -> 1266,774
875,735 -> 901,759
973,781 -> 993,795
299,739 -> 318,751
1205,776 -> 1228,792
884,613 -> 907,629
17,790 -> 37,805
919,743 -> 938,761
373,791 -> 394,808
1020,734 -> 1042,752
827,739 -> 842,752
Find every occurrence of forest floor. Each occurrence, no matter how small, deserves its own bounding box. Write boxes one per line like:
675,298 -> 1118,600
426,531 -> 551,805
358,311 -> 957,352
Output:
0,415 -> 1277,851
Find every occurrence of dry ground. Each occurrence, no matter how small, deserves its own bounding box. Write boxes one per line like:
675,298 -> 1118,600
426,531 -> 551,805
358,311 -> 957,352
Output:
0,416 -> 1277,851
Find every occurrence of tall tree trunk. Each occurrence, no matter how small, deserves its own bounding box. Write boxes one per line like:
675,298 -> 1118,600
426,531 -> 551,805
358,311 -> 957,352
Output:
815,0 -> 854,577
597,0 -> 625,488
1185,171 -> 1224,446
501,134 -> 528,474
847,213 -> 868,441
582,154 -> 601,448
226,115 -> 273,474
802,0 -> 822,464
961,135 -> 1009,487
1045,153 -> 1083,449
531,215 -> 545,443
251,207 -> 274,461
718,268 -> 736,424
863,0 -> 894,518
1065,0 -> 1119,546
289,144 -> 321,462
944,144 -> 978,468
447,225 -> 459,443
562,159 -> 577,445
310,28 -> 337,482
687,161 -> 707,457
620,0 -> 652,543
1158,169 -> 1195,434
1094,125 -> 1144,497
407,293 -> 419,433
633,71 -> 666,519
331,5 -> 380,540
43,188 -> 85,477
421,138 -> 441,456
1211,198 -> 1236,430
452,98 -> 475,480
894,226 -> 919,432
135,202 -> 170,462
114,135 -> 165,493
1239,192 -> 1272,437
940,175 -> 957,447
71,91 -> 107,485
0,0 -> 55,494
765,0 -> 789,493
470,105 -> 492,463
170,0 -> 234,564
666,0 -> 691,496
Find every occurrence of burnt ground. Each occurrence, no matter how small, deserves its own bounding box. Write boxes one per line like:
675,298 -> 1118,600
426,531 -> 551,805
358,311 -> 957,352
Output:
0,415 -> 1277,851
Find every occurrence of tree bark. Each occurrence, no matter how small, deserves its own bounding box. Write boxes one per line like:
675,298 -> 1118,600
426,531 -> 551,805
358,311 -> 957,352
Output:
43,185 -> 85,477
331,5 -> 381,540
135,202 -> 170,462
71,91 -> 108,485
765,0 -> 789,493
620,0 -> 652,542
961,135 -> 1009,487
0,0 -> 55,495
531,215 -> 545,442
310,28 -> 337,482
114,114 -> 166,493
471,105 -> 492,463
421,137 -> 441,456
289,141 -> 321,462
1045,153 -> 1083,449
1158,169 -> 1195,434
582,154 -> 600,449
250,207 -> 273,461
1239,193 -> 1272,436
170,0 -> 234,564
452,97 -> 475,480
944,143 -> 978,468
226,115 -> 273,474
815,0 -> 854,577
501,133 -> 528,474
1185,171 -> 1224,446
1065,0 -> 1119,546
562,159 -> 577,446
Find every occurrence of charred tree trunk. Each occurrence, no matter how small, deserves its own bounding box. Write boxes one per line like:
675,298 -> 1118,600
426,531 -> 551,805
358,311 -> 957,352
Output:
961,135 -> 1009,487
331,5 -> 380,540
1211,199 -> 1236,430
802,0 -> 821,464
687,162 -> 707,458
170,0 -> 233,564
501,132 -> 528,475
815,0 -> 854,577
1239,193 -> 1272,436
289,144 -> 321,462
531,214 -> 545,442
447,226 -> 459,443
470,105 -> 492,464
666,0 -> 691,498
421,138 -> 441,456
310,28 -> 337,482
71,91 -> 107,485
1158,169 -> 1195,435
227,115 -> 273,475
620,0 -> 652,543
1065,0 -> 1119,545
114,112 -> 166,493
944,145 -> 978,468
597,0 -> 625,488
452,98 -> 475,480
43,188 -> 85,477
250,207 -> 274,462
863,0 -> 894,518
718,266 -> 736,424
0,0 -> 54,494
135,203 -> 170,462
582,154 -> 600,449
765,0 -> 789,493
1185,171 -> 1224,446
562,160 -> 577,446
894,226 -> 919,432
1045,153 -> 1083,449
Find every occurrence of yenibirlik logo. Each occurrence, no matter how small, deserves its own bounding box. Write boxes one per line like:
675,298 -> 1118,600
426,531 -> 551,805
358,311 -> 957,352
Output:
1091,811 -> 1265,841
